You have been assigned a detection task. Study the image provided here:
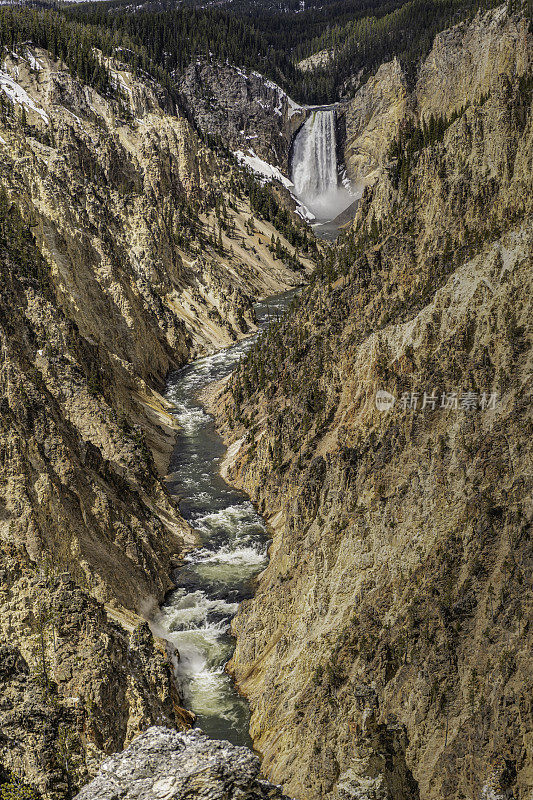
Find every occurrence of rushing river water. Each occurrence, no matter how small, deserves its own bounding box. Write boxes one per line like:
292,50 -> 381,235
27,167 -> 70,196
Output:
154,289 -> 298,748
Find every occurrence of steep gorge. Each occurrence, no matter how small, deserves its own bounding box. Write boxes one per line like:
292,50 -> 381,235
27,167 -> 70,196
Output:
212,7 -> 533,800
1,4 -> 532,799
0,43 -> 313,797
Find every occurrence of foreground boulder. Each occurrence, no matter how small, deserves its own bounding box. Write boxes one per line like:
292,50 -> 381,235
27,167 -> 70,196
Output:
74,727 -> 291,799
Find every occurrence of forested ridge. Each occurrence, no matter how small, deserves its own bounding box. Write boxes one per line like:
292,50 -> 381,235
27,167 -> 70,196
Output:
0,0 -> 526,103
66,0 -> 522,103
0,6 -> 112,91
65,0 -> 519,102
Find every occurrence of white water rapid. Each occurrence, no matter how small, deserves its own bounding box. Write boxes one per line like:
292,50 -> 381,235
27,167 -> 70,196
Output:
152,290 -> 298,748
291,109 -> 353,222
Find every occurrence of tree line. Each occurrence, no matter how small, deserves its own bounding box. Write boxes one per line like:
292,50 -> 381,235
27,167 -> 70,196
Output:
0,0 -> 524,106
67,0 -> 520,104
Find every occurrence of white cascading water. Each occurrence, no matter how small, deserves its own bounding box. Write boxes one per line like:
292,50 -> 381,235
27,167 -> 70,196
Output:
151,291 -> 299,748
291,109 -> 353,221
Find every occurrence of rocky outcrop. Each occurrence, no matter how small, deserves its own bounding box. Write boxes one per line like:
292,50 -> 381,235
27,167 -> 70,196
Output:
74,726 -> 291,800
298,50 -> 336,72
0,570 -> 194,798
211,7 -> 533,800
177,61 -> 308,171
340,57 -> 408,185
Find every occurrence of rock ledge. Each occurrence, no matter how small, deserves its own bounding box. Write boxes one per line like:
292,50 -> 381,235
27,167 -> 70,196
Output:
74,727 -> 291,799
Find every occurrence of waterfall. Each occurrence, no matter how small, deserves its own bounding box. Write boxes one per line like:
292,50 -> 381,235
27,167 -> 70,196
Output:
292,111 -> 338,203
291,109 -> 353,221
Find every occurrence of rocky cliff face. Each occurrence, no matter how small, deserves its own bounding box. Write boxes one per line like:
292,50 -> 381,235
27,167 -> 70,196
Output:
177,61 -> 308,171
74,726 -> 291,800
341,6 -> 530,186
415,4 -> 530,120
0,132 -> 193,798
0,44 -> 311,796
0,571 -> 194,799
212,7 -> 533,800
339,57 -> 408,186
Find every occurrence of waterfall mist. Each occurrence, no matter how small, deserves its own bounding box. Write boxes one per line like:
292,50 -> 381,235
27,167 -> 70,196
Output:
291,110 -> 354,222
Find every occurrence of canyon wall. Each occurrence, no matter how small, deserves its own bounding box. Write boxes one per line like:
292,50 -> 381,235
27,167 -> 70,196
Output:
0,46 -> 310,796
177,61 -> 308,171
339,57 -> 408,186
213,7 -> 533,800
341,5 -> 530,186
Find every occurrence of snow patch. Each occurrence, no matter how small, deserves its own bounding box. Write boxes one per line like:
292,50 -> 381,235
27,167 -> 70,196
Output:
234,149 -> 294,191
296,204 -> 316,222
64,108 -> 84,126
234,148 -> 316,221
0,70 -> 49,123
25,50 -> 42,72
288,97 -> 303,118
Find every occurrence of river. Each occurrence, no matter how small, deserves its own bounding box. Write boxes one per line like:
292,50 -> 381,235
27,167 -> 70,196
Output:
153,289 -> 298,748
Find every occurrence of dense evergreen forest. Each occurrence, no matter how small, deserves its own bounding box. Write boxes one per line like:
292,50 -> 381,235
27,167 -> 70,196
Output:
0,0 -> 526,103
0,5 -> 113,92
65,0 -> 506,102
